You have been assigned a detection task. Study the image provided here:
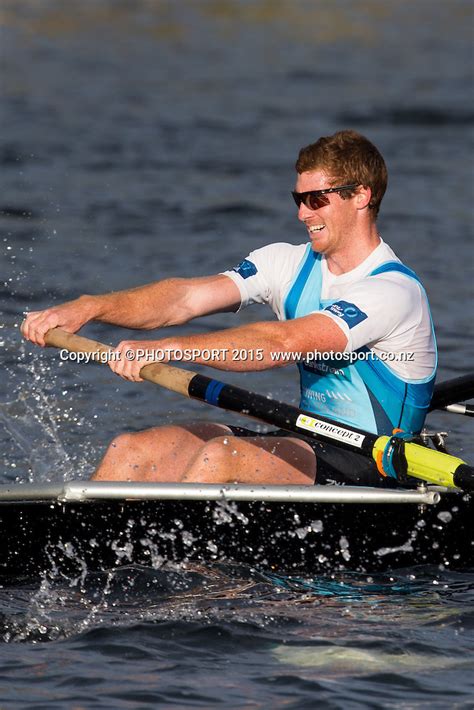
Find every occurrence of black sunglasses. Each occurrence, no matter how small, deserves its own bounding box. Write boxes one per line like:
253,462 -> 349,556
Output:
292,184 -> 358,210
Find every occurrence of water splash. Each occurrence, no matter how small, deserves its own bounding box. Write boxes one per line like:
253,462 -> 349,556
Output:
0,339 -> 94,482
2,562 -> 471,646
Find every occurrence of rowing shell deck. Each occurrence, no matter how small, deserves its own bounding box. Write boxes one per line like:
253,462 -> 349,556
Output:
0,482 -> 472,582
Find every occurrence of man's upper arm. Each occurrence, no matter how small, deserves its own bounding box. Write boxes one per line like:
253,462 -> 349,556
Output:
184,274 -> 242,319
220,243 -> 307,316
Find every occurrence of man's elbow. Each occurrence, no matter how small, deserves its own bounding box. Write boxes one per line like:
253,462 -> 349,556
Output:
278,324 -> 348,362
155,279 -> 196,327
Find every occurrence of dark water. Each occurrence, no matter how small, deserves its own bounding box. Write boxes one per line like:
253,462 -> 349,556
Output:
1,565 -> 474,708
1,1 -> 473,707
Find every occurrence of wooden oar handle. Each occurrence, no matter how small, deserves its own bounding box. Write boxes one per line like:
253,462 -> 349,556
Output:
44,327 -> 194,398
45,328 -> 111,357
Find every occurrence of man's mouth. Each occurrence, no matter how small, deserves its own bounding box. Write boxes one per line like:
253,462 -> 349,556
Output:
308,224 -> 325,233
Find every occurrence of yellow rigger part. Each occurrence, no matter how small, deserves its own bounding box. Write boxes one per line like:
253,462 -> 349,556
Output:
372,436 -> 469,489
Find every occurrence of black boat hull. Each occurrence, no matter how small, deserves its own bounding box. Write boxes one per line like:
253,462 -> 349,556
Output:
1,492 -> 472,583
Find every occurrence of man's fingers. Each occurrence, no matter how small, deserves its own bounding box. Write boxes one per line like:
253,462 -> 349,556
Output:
107,341 -> 145,382
21,311 -> 60,347
21,303 -> 87,347
108,358 -> 144,382
20,311 -> 41,338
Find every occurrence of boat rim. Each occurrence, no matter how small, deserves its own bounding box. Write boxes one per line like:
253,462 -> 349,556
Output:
0,481 -> 444,505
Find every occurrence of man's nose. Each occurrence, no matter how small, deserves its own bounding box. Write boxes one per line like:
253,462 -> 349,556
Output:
298,202 -> 315,221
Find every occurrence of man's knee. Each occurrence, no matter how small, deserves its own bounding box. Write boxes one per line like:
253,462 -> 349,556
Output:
106,431 -> 138,456
194,436 -> 239,468
108,425 -> 184,448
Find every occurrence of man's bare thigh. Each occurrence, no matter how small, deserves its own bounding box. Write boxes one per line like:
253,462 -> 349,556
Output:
182,432 -> 316,485
98,423 -> 315,484
159,424 -> 316,473
181,425 -> 315,475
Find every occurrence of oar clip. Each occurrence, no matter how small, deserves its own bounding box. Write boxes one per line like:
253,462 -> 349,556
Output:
378,430 -> 418,482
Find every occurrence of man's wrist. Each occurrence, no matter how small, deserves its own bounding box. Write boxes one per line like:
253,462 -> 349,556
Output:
77,294 -> 103,322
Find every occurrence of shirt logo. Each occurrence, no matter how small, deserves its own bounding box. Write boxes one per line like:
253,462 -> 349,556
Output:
324,300 -> 368,329
232,259 -> 258,279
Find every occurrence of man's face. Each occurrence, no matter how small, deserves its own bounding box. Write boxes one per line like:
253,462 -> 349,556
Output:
294,170 -> 358,256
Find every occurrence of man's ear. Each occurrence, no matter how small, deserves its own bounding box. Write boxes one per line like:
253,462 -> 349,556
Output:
356,185 -> 372,210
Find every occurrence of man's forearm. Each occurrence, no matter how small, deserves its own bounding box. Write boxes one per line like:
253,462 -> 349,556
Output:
85,279 -> 192,330
154,317 -> 346,372
21,274 -> 240,348
156,323 -> 282,371
107,313 -> 347,381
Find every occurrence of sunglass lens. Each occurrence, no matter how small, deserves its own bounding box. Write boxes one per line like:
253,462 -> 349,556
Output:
292,192 -> 301,208
308,193 -> 329,210
292,191 -> 331,209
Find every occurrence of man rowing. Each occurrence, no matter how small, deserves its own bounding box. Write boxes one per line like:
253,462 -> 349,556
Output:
21,130 -> 437,486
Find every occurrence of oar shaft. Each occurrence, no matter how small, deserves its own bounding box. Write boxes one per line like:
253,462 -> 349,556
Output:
431,373 -> 474,410
43,328 -> 474,492
186,373 -> 474,490
443,403 -> 474,417
187,373 -> 375,455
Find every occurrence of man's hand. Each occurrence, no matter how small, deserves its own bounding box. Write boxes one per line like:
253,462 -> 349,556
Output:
107,340 -> 165,382
21,296 -> 96,347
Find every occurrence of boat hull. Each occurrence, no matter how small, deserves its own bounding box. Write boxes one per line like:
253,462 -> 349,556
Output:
1,489 -> 472,582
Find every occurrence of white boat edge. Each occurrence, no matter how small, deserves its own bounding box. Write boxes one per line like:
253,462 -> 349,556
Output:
0,481 -> 443,505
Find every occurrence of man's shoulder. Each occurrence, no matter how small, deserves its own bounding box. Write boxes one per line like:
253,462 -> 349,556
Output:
361,241 -> 424,287
245,242 -> 308,273
364,239 -> 402,272
250,241 -> 308,258
333,240 -> 427,307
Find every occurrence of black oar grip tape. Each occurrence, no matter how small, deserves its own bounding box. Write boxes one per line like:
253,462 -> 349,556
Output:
189,375 -> 304,429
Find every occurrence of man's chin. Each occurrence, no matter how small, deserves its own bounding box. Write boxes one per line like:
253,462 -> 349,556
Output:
309,239 -> 325,253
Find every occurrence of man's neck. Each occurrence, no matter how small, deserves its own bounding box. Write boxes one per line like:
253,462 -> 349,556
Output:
326,229 -> 381,275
